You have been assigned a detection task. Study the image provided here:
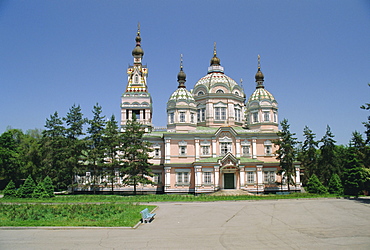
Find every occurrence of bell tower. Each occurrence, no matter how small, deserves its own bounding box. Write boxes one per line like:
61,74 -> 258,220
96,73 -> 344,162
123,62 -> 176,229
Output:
121,23 -> 153,131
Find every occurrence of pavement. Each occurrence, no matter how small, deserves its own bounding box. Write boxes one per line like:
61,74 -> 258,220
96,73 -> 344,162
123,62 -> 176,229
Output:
1,198 -> 370,249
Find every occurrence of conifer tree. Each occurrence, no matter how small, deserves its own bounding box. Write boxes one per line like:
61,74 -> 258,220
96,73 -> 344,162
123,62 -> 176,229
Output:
32,181 -> 49,198
299,126 -> 319,185
86,104 -> 106,193
306,174 -> 327,194
17,175 -> 36,198
63,104 -> 86,192
3,180 -> 17,198
328,173 -> 343,195
43,176 -> 55,197
317,125 -> 338,186
120,114 -> 153,195
275,119 -> 299,192
103,115 -> 121,194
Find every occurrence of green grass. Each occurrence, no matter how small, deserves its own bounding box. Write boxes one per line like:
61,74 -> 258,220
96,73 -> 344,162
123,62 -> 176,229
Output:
0,203 -> 155,227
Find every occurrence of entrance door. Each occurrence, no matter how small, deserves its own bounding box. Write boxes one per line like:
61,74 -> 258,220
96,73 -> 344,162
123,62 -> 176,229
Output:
224,173 -> 235,189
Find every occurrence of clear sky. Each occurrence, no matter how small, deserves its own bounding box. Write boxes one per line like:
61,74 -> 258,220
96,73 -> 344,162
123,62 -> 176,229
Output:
1,0 -> 369,145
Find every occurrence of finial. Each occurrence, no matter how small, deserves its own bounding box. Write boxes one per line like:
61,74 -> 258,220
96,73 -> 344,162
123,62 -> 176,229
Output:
180,54 -> 183,70
213,42 -> 217,56
240,78 -> 243,86
137,22 -> 141,35
257,54 -> 261,69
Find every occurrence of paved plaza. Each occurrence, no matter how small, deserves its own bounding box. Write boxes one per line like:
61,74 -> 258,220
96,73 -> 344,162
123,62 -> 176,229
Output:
1,198 -> 370,249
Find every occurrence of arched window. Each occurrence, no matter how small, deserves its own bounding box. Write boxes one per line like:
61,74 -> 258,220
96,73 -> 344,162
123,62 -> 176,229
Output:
198,91 -> 204,96
216,89 -> 224,93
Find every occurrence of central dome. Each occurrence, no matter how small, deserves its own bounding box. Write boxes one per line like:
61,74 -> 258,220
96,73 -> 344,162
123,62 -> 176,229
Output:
194,72 -> 239,93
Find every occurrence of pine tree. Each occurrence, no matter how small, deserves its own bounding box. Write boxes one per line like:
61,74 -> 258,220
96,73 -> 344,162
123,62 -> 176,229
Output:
317,125 -> 338,186
274,119 -> 299,192
103,115 -> 121,194
32,181 -> 49,198
342,147 -> 367,197
299,126 -> 319,185
306,174 -> 328,194
120,114 -> 153,195
86,104 -> 106,194
63,104 -> 86,193
3,180 -> 17,198
41,112 -> 68,190
328,173 -> 343,195
43,176 -> 55,197
17,175 -> 36,198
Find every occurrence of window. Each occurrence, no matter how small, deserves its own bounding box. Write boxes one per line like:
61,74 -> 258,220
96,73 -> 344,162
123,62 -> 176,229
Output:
169,113 -> 174,124
202,146 -> 210,155
234,108 -> 241,122
176,172 -> 189,184
215,107 -> 226,120
135,74 -> 139,83
264,171 -> 275,183
264,111 -> 270,122
203,172 -> 212,184
274,112 -> 277,123
153,173 -> 161,184
154,148 -> 160,157
197,108 -> 205,122
198,91 -> 204,96
246,172 -> 255,184
179,146 -> 187,156
265,145 -> 271,155
252,112 -> 258,123
190,113 -> 195,123
216,89 -> 224,93
242,146 -> 250,156
220,142 -> 232,155
179,112 -> 185,123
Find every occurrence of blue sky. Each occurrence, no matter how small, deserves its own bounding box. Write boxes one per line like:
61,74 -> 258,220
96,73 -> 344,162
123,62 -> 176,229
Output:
1,0 -> 369,145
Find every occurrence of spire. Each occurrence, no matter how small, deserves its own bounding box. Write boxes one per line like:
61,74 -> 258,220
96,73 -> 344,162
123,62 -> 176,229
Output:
255,54 -> 265,88
132,22 -> 144,59
177,54 -> 186,88
210,42 -> 221,66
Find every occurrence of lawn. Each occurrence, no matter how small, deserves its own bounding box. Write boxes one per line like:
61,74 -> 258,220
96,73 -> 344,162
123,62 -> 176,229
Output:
0,203 -> 155,227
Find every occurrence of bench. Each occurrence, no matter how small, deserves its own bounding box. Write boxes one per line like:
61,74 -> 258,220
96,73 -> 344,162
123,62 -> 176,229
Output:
140,208 -> 156,223
276,192 -> 290,195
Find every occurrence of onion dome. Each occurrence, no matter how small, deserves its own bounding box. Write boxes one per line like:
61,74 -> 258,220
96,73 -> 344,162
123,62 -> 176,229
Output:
255,67 -> 264,83
168,55 -> 195,103
132,24 -> 144,57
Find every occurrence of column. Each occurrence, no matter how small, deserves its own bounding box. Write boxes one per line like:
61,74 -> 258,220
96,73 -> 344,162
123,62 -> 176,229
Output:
195,137 -> 200,161
129,110 -> 133,120
295,166 -> 301,186
194,166 -> 202,193
214,165 -> 220,190
252,137 -> 257,159
256,165 -> 263,193
212,137 -> 217,157
164,137 -> 171,164
140,109 -> 143,122
236,137 -> 241,157
239,167 -> 245,187
164,167 -> 171,192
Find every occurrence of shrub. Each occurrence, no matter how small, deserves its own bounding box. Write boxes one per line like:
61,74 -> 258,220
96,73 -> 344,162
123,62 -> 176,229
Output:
3,180 -> 17,198
306,174 -> 328,194
32,182 -> 49,198
328,173 -> 343,195
43,176 -> 55,198
17,175 -> 36,198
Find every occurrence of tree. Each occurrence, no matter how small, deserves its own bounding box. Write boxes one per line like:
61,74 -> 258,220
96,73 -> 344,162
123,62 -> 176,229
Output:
274,119 -> 299,192
360,83 -> 370,144
299,126 -> 319,185
0,129 -> 24,182
63,104 -> 86,192
120,114 -> 153,195
32,181 -> 49,198
41,112 -> 68,190
103,115 -> 122,194
19,129 -> 42,181
85,104 -> 106,193
3,180 -> 17,198
317,125 -> 339,186
306,174 -> 328,194
17,175 -> 36,198
328,173 -> 343,195
342,147 -> 368,197
43,176 -> 55,198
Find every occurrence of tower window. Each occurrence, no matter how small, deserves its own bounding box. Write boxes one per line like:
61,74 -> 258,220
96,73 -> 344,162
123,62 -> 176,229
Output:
198,91 -> 204,96
215,107 -> 226,120
264,112 -> 270,122
135,75 -> 139,83
216,89 -> 224,93
169,113 -> 174,124
220,142 -> 231,156
179,112 -> 186,123
234,108 -> 241,122
252,112 -> 259,123
190,113 -> 195,123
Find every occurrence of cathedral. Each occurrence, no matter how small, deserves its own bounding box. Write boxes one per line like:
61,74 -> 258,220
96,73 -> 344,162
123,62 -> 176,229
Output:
118,26 -> 301,194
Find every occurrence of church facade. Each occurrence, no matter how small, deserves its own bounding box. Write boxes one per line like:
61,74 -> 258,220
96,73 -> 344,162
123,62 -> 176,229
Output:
119,27 -> 301,194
